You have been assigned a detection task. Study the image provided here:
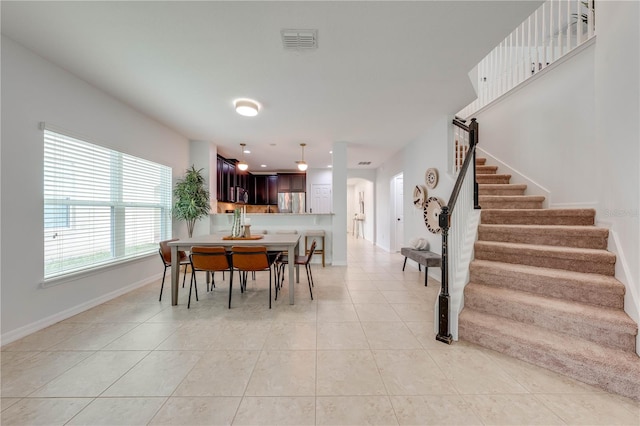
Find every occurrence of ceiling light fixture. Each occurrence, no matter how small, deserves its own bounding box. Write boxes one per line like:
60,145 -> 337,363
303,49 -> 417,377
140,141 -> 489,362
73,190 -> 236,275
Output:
234,99 -> 260,117
237,143 -> 249,171
297,143 -> 308,171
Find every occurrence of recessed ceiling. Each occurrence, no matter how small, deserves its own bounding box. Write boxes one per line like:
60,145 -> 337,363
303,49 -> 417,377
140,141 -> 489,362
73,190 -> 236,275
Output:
1,1 -> 542,172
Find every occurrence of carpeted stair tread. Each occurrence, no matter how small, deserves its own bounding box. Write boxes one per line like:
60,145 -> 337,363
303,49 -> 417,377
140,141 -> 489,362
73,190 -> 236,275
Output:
476,157 -> 487,165
470,260 -> 625,308
481,208 -> 596,225
474,241 -> 616,275
478,184 -> 527,196
478,224 -> 609,249
479,195 -> 545,209
476,174 -> 511,184
476,165 -> 498,174
465,283 -> 637,351
458,309 -> 640,401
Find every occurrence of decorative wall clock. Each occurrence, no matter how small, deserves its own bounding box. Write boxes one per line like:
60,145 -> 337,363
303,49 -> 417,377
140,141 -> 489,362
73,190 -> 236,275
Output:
425,168 -> 439,189
412,185 -> 427,209
424,196 -> 444,234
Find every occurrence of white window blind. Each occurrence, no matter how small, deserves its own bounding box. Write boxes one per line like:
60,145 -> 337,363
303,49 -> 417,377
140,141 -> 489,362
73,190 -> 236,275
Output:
44,129 -> 172,280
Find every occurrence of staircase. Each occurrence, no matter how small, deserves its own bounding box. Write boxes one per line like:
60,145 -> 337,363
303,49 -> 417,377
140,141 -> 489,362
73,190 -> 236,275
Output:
459,157 -> 640,401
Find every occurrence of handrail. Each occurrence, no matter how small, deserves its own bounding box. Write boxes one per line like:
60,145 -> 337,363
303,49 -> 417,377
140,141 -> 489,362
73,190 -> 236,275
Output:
449,119 -> 479,212
436,118 -> 479,344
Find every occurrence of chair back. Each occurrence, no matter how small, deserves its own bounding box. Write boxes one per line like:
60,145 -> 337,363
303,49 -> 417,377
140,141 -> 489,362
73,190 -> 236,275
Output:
159,239 -> 187,265
231,246 -> 270,271
305,240 -> 317,264
190,246 -> 230,271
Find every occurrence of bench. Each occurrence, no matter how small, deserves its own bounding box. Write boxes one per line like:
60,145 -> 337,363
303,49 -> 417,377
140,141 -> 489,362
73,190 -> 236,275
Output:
401,248 -> 442,286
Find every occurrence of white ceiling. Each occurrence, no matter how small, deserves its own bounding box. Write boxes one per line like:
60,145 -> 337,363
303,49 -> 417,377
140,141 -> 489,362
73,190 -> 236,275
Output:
1,1 -> 541,172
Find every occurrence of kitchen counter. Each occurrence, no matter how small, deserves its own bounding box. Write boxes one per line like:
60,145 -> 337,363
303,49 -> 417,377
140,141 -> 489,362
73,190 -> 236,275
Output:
209,212 -> 333,264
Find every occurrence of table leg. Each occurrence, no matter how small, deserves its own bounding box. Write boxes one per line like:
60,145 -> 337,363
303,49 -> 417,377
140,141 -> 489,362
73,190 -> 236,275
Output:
288,243 -> 295,305
171,245 -> 179,306
424,266 -> 428,287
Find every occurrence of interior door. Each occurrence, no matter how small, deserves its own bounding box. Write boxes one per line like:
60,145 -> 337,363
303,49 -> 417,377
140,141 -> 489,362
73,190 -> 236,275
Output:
311,184 -> 332,214
394,174 -> 404,252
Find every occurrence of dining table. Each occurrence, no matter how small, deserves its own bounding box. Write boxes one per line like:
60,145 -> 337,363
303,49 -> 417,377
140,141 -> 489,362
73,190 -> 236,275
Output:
168,233 -> 301,306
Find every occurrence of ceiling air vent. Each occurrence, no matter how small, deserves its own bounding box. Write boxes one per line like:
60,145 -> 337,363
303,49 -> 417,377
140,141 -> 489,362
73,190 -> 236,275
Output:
358,161 -> 372,166
281,29 -> 318,50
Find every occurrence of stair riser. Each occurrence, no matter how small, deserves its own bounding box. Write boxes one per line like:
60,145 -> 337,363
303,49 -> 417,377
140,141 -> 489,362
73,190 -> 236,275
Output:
464,287 -> 635,352
476,166 -> 498,174
476,158 -> 486,165
474,247 -> 615,275
479,199 -> 544,209
458,320 -> 640,401
477,229 -> 608,250
477,175 -> 511,184
479,188 -> 526,196
481,212 -> 595,226
469,266 -> 624,309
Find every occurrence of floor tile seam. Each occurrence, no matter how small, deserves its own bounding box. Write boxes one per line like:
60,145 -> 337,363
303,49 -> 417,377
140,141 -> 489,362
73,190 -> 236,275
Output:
533,391 -> 640,421
11,350 -> 98,399
84,349 -> 156,400
3,323 -> 95,352
231,344 -> 266,426
45,395 -> 97,425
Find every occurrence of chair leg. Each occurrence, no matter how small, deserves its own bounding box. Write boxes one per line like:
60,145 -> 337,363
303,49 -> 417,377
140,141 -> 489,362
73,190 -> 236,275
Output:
306,264 -> 314,300
228,268 -> 234,309
183,264 -> 189,288
188,272 -> 195,309
274,264 -> 279,301
159,265 -> 168,302
269,268 -> 272,309
402,257 -> 408,271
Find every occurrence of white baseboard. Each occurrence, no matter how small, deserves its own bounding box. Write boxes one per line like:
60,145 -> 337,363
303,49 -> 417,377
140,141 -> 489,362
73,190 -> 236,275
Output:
1,274 -> 162,347
477,147 -> 552,207
598,222 -> 640,357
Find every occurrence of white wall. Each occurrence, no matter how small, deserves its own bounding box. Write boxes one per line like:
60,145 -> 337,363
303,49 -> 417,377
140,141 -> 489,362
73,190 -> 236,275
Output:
593,1 -> 640,347
475,42 -> 597,207
375,150 -> 404,252
1,36 -> 190,342
472,1 -> 639,343
402,115 -> 454,261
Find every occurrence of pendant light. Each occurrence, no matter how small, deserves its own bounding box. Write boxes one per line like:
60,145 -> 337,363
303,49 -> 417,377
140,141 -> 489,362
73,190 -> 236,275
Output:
297,143 -> 308,171
237,143 -> 249,171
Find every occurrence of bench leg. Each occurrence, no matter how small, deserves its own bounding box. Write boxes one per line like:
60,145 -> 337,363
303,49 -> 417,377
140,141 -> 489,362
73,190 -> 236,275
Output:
424,266 -> 428,286
402,257 -> 408,271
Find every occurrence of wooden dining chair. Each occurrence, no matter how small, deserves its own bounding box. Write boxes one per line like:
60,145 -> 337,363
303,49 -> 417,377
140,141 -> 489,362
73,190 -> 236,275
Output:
188,246 -> 233,309
158,239 -> 190,302
231,246 -> 275,309
276,239 -> 316,300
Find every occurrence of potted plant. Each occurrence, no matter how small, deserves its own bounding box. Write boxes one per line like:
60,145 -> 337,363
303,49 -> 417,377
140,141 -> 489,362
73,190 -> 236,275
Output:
173,165 -> 211,238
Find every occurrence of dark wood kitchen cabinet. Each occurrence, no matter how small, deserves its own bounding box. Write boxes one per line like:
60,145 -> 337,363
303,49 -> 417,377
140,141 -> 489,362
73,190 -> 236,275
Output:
254,175 -> 278,205
277,173 -> 306,193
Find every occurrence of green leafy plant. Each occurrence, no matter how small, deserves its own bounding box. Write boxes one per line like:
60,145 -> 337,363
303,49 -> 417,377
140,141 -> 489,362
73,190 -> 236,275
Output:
173,165 -> 211,238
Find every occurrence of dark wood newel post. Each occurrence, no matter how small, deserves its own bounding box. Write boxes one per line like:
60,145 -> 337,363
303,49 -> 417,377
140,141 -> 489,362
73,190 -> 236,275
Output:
436,206 -> 452,344
470,118 -> 481,210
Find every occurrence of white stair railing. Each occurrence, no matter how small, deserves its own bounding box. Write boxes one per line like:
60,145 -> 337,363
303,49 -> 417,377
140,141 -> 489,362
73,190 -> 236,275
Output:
459,0 -> 596,119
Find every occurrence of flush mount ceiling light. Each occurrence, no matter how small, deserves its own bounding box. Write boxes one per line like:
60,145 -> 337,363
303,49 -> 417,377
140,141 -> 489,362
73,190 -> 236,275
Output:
234,99 -> 260,117
296,143 -> 308,171
237,143 -> 249,171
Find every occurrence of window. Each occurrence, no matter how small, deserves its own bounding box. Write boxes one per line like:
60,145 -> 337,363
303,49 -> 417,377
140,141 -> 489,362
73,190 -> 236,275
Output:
44,129 -> 172,280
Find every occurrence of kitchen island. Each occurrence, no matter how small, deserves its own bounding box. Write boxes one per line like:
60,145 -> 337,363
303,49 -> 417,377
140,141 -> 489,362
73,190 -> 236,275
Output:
210,213 -> 333,264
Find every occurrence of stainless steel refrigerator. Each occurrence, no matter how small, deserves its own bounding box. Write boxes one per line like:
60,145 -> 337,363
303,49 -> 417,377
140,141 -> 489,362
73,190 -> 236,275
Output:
277,192 -> 306,213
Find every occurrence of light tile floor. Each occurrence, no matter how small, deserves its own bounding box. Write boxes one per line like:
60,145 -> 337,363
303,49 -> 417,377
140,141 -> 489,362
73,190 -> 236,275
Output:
2,236 -> 639,425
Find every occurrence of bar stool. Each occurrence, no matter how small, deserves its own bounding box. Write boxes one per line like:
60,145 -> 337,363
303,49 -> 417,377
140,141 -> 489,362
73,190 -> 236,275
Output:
304,230 -> 325,267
